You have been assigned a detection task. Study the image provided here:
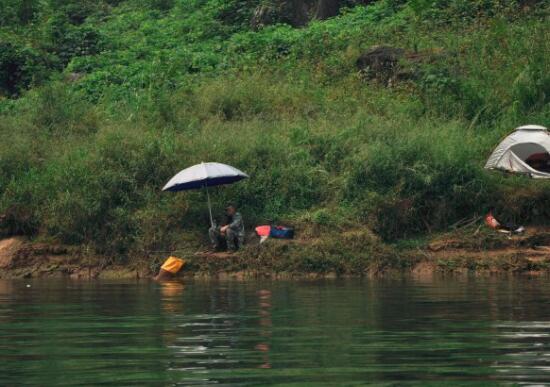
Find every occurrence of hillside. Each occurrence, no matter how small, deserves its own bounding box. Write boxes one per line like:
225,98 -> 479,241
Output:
0,0 -> 549,270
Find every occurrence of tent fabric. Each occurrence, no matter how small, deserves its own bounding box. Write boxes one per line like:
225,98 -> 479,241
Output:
515,124 -> 548,131
162,162 -> 249,191
485,125 -> 550,178
498,150 -> 550,178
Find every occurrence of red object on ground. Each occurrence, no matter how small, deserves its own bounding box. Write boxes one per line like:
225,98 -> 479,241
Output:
485,212 -> 500,229
255,225 -> 271,237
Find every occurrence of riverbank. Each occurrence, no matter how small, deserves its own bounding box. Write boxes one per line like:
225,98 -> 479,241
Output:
2,225 -> 550,279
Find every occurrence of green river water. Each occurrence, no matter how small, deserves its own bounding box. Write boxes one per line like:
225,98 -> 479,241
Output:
1,276 -> 550,385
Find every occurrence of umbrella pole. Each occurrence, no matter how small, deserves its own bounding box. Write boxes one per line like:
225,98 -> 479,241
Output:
205,185 -> 214,229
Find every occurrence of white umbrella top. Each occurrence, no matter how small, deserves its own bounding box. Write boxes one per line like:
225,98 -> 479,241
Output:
162,162 -> 248,192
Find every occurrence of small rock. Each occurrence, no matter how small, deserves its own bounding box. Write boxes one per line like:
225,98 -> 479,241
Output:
356,46 -> 405,84
65,72 -> 85,83
356,45 -> 444,86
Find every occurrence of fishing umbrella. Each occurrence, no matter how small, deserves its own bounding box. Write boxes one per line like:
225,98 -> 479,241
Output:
162,162 -> 249,228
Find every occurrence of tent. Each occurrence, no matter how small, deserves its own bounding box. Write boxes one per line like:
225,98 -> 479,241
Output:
485,125 -> 550,178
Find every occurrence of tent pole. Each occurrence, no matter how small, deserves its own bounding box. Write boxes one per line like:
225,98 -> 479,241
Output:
205,185 -> 214,229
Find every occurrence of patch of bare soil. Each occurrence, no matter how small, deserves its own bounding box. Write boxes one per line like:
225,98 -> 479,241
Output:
0,238 -> 25,269
422,226 -> 550,272
0,237 -> 147,279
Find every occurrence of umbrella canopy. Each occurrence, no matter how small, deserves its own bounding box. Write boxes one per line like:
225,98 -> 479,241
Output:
162,162 -> 249,228
162,162 -> 248,191
485,125 -> 550,178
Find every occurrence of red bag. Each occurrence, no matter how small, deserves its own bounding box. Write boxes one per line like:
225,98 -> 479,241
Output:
485,213 -> 500,229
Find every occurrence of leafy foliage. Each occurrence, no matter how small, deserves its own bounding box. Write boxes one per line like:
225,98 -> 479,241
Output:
0,0 -> 41,26
0,42 -> 48,96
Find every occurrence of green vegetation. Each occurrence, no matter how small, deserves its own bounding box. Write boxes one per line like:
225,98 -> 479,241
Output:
0,0 -> 548,265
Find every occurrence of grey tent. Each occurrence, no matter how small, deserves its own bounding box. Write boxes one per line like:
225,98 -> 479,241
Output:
485,125 -> 550,178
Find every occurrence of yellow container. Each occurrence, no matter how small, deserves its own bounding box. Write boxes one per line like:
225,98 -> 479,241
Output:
160,256 -> 185,274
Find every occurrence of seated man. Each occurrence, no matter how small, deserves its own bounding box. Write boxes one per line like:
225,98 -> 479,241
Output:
209,204 -> 245,252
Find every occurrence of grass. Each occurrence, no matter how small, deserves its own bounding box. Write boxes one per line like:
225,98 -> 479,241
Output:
0,0 -> 549,266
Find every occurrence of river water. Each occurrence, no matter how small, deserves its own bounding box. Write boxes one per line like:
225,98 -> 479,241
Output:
1,276 -> 550,385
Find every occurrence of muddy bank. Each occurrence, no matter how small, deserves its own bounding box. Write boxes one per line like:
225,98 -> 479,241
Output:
0,237 -> 146,280
1,227 -> 550,280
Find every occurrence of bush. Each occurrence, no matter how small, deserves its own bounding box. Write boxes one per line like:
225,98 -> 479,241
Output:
29,83 -> 99,135
345,121 -> 494,240
0,0 -> 41,26
44,14 -> 103,66
0,42 -> 49,96
410,0 -> 523,23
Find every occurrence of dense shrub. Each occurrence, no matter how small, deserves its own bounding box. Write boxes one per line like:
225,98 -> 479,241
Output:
0,42 -> 49,96
43,14 -> 103,66
0,0 -> 41,26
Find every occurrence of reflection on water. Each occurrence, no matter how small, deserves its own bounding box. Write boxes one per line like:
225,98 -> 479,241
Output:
1,276 -> 550,385
256,289 -> 272,369
493,321 -> 550,383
